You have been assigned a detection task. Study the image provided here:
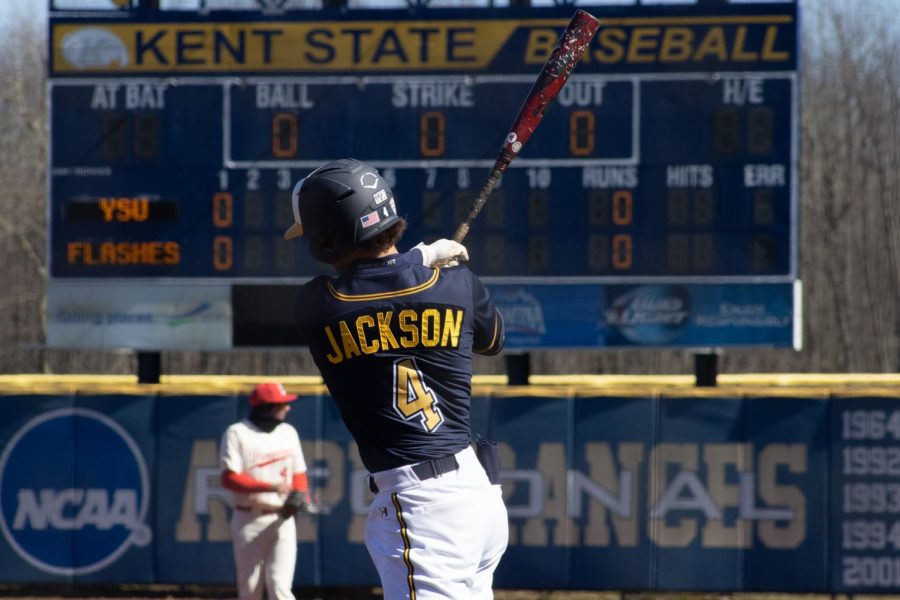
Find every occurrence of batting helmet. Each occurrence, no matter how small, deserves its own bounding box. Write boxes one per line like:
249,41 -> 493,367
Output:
284,158 -> 400,264
249,382 -> 297,407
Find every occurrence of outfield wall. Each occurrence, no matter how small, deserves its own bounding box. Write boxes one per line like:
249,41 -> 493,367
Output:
0,375 -> 898,593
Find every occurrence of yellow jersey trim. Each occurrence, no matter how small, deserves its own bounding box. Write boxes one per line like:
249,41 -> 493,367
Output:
327,268 -> 439,302
474,313 -> 500,353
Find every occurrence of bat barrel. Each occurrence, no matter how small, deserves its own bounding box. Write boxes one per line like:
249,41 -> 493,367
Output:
501,10 -> 601,157
450,10 -> 601,244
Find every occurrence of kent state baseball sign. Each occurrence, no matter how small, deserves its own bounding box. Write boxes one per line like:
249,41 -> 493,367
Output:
50,13 -> 795,76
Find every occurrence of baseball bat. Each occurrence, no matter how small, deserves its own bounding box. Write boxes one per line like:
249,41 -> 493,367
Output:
451,9 -> 601,243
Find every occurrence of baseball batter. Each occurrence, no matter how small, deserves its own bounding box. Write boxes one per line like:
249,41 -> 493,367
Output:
220,382 -> 309,600
284,158 -> 508,599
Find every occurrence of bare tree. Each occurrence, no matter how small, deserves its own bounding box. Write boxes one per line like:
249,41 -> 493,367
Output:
0,15 -> 49,373
798,0 -> 900,372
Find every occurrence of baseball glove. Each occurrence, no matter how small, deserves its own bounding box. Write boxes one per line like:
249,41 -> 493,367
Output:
279,491 -> 328,518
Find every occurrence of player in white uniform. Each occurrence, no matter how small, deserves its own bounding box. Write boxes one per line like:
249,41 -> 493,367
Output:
220,382 -> 309,600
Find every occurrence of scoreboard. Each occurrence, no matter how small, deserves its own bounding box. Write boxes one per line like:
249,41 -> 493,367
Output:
47,3 -> 801,350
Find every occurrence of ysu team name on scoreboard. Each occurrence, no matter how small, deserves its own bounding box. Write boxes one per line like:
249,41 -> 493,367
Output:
51,15 -> 794,75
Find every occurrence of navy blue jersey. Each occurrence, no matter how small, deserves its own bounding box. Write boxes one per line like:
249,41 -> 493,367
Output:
294,249 -> 504,473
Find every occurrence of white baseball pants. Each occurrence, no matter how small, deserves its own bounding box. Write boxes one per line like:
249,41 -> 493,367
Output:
230,510 -> 297,600
365,446 -> 509,599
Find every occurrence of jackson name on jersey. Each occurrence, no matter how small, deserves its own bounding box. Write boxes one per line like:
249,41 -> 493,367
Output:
322,305 -> 464,364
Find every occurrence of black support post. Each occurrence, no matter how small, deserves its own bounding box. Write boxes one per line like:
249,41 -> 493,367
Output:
506,353 -> 531,386
137,351 -> 161,384
694,351 -> 718,387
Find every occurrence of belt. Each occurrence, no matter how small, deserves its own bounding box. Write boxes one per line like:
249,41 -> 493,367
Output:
235,505 -> 280,515
369,454 -> 460,494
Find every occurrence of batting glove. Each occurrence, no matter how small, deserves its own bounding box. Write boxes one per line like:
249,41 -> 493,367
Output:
414,239 -> 469,268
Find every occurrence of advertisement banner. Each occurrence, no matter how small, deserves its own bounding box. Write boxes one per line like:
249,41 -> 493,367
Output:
46,282 -> 232,350
490,282 -> 796,349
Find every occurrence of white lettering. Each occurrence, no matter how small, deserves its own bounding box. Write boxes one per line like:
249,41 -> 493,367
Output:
651,471 -> 722,518
11,488 -> 139,530
48,489 -> 81,529
558,80 -> 605,107
723,78 -> 764,105
124,84 -> 166,110
90,84 -> 118,109
739,473 -> 793,520
744,164 -> 786,187
391,81 -> 474,108
666,164 -> 714,188
582,166 -> 639,189
568,469 -> 633,518
255,83 -> 314,109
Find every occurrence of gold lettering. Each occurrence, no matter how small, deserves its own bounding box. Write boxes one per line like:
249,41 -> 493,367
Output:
294,440 -> 344,542
338,320 -> 361,359
441,309 -> 462,347
524,29 -> 557,64
594,28 -> 626,64
98,198 -> 116,222
399,309 -> 418,348
702,443 -> 751,548
758,444 -> 806,548
323,325 -> 344,364
660,27 -> 694,62
176,439 -> 230,542
165,241 -> 180,264
731,26 -> 758,61
761,25 -> 789,61
67,242 -> 84,264
102,242 -> 117,263
116,199 -> 132,221
693,26 -> 728,62
356,315 -> 379,354
627,27 -> 660,63
377,311 -> 400,351
421,308 -> 440,347
132,198 -> 150,222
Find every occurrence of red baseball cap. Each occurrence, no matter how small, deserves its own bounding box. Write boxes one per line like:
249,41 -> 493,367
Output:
249,382 -> 298,407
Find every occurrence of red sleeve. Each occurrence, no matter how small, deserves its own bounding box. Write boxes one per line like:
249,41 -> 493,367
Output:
221,469 -> 272,494
292,472 -> 309,493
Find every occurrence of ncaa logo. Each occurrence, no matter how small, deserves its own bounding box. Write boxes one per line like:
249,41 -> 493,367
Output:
0,408 -> 152,575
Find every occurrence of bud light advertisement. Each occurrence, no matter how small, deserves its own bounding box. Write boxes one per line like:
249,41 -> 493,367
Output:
488,282 -> 797,348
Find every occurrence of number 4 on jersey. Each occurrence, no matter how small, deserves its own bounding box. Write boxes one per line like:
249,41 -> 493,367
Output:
393,358 -> 444,432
